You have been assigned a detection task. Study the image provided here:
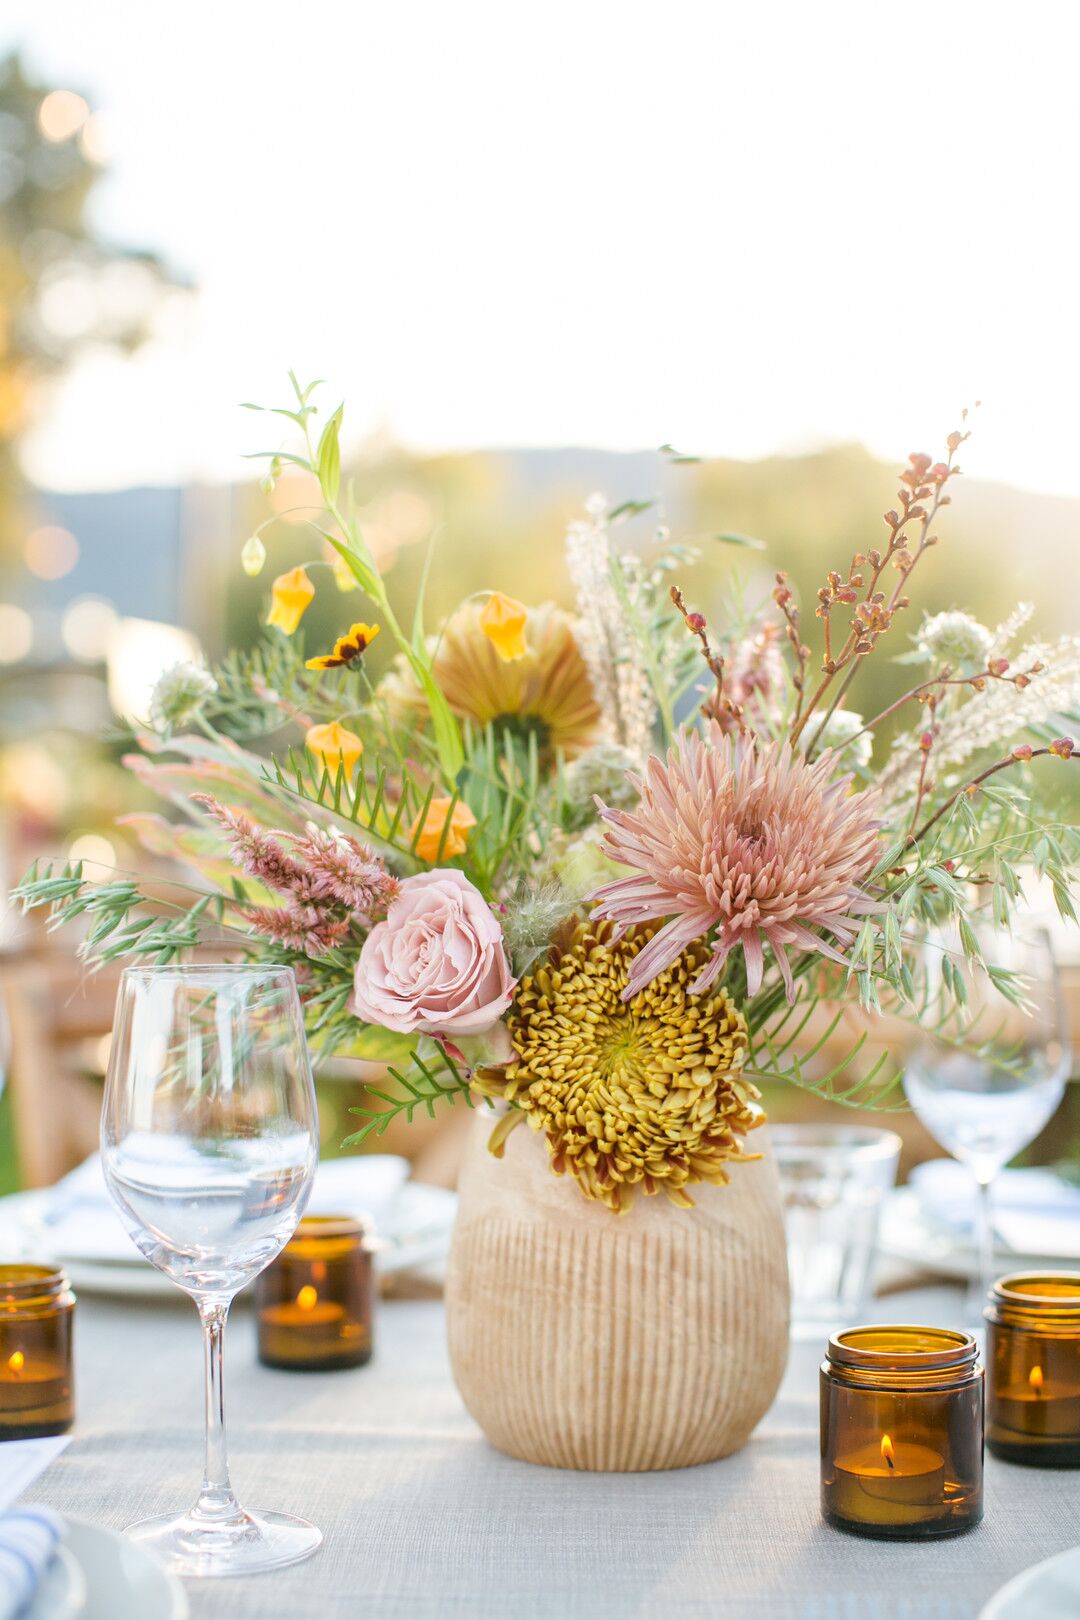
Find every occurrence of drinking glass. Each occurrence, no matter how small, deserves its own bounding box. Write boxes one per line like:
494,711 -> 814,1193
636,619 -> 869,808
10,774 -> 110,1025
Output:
772,1125 -> 901,1338
904,924 -> 1071,1323
102,964 -> 320,1577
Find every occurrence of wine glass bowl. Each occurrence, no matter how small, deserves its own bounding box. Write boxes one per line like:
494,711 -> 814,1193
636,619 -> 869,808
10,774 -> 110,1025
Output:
102,964 -> 321,1577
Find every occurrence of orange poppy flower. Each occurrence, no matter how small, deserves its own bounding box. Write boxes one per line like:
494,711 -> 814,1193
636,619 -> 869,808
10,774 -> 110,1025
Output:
266,567 -> 315,634
410,797 -> 477,861
305,721 -> 364,778
479,591 -> 528,662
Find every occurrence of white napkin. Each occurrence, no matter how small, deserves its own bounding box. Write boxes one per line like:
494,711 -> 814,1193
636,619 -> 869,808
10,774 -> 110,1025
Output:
910,1159 -> 1080,1260
34,1152 -> 410,1264
0,1507 -> 63,1620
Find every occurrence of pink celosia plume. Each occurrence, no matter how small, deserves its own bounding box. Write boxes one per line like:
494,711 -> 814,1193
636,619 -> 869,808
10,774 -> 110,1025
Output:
589,727 -> 881,1003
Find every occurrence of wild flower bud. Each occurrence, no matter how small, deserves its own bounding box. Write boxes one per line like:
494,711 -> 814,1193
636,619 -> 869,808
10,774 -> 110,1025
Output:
1014,674 -> 1031,689
989,657 -> 1009,676
883,512 -> 898,529
817,586 -> 831,602
869,549 -> 882,567
908,506 -> 926,520
1049,736 -> 1075,758
946,431 -> 963,453
971,677 -> 987,692
240,535 -> 267,576
1011,744 -> 1034,761
919,732 -> 934,751
836,587 -> 858,604
1031,661 -> 1045,673
686,612 -> 707,633
909,453 -> 932,475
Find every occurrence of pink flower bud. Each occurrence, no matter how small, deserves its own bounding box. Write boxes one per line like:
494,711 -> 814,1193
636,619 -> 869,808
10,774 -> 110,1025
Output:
1011,744 -> 1034,761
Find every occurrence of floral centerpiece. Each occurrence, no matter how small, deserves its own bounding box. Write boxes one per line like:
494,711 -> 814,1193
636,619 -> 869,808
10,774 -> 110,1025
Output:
17,380 -> 1079,1469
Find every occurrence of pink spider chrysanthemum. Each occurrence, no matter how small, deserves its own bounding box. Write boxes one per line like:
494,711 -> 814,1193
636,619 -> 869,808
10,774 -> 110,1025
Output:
589,726 -> 882,1003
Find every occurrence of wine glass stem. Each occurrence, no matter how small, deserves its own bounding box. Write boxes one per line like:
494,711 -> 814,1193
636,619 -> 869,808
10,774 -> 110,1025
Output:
194,1299 -> 243,1526
969,1173 -> 995,1326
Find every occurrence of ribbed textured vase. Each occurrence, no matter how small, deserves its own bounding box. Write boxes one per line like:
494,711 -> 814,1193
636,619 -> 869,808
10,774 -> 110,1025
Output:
446,1114 -> 790,1471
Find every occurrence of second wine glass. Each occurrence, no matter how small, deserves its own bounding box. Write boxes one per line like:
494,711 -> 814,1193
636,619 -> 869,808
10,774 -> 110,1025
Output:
904,924 -> 1070,1323
102,963 -> 320,1577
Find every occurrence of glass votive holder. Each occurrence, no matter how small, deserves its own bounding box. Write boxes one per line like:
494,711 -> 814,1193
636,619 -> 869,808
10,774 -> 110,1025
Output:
821,1326 -> 983,1539
986,1271 -> 1080,1468
0,1264 -> 76,1441
255,1216 -> 374,1371
773,1125 -> 902,1339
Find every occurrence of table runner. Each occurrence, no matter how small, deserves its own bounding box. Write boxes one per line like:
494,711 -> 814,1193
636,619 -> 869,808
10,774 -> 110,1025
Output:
23,1288 -> 1075,1619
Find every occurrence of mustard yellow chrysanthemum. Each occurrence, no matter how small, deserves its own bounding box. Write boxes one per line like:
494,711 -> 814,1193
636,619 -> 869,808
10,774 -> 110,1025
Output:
474,919 -> 761,1214
305,622 -> 380,671
480,592 -> 528,662
410,797 -> 477,861
305,720 -> 363,778
266,567 -> 315,634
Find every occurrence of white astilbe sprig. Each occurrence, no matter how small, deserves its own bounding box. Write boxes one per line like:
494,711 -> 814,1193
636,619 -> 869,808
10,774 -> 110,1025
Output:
988,601 -> 1035,659
878,633 -> 1080,805
564,492 -> 656,758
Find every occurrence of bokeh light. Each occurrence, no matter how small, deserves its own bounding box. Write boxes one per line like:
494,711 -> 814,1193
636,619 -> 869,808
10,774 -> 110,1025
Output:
36,88 -> 89,143
105,616 -> 201,720
0,604 -> 33,663
78,110 -> 110,163
24,525 -> 79,580
61,597 -> 119,661
65,832 -> 117,881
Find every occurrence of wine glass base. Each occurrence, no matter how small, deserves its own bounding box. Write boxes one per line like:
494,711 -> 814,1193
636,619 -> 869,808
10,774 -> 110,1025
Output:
125,1507 -> 322,1578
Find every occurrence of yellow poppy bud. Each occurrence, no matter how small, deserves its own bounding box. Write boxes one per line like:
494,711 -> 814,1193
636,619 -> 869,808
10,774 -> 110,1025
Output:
267,567 -> 315,634
305,720 -> 364,779
410,797 -> 477,861
240,535 -> 267,577
479,592 -> 528,662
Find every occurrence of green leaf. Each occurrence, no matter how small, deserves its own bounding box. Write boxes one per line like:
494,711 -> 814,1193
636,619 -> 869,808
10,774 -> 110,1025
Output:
316,403 -> 343,505
714,531 -> 767,551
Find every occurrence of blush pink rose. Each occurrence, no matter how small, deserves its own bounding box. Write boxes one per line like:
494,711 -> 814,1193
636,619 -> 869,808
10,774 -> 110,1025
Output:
352,869 -> 515,1037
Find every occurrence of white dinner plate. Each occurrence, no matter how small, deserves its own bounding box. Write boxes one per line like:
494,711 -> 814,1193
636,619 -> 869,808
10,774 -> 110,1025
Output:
25,1543 -> 86,1620
877,1187 -> 1075,1282
980,1545 -> 1080,1619
0,1182 -> 456,1300
26,1518 -> 188,1620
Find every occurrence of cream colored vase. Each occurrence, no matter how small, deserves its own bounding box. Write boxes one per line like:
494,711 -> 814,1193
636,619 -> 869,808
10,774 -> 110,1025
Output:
446,1114 -> 790,1472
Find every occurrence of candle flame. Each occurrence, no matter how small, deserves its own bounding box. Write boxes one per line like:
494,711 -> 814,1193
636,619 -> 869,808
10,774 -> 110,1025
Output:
880,1434 -> 895,1469
1030,1365 -> 1044,1395
7,1351 -> 24,1375
296,1285 -> 318,1312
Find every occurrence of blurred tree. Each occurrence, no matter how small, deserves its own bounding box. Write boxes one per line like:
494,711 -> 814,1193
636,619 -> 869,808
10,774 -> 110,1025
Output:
0,53 -> 178,550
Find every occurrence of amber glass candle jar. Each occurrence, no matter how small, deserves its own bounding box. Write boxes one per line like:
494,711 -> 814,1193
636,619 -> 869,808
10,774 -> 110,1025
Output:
255,1216 -> 374,1371
0,1264 -> 76,1440
821,1326 -> 983,1538
986,1272 -> 1080,1467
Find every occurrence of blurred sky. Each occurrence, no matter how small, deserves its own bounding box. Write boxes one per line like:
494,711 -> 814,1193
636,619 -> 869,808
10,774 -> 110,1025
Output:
3,0 -> 1080,496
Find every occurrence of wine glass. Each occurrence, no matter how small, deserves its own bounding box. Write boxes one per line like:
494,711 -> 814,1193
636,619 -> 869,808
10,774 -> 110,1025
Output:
102,964 -> 320,1577
904,923 -> 1071,1323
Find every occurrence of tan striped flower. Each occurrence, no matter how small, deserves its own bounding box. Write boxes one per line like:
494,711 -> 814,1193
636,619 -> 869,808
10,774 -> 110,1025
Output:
473,919 -> 760,1214
381,600 -> 603,760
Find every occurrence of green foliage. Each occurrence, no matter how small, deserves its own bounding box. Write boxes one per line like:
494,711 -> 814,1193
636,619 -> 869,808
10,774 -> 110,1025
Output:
342,1046 -> 478,1147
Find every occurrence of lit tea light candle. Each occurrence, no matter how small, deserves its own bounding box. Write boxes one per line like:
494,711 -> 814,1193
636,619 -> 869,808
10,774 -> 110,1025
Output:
821,1325 -> 983,1538
0,1265 -> 76,1439
987,1273 -> 1080,1466
255,1216 -> 374,1371
831,1433 -> 947,1527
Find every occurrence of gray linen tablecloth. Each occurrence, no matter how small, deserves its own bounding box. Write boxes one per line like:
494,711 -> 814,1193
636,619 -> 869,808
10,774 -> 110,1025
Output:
24,1286 -> 1077,1619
